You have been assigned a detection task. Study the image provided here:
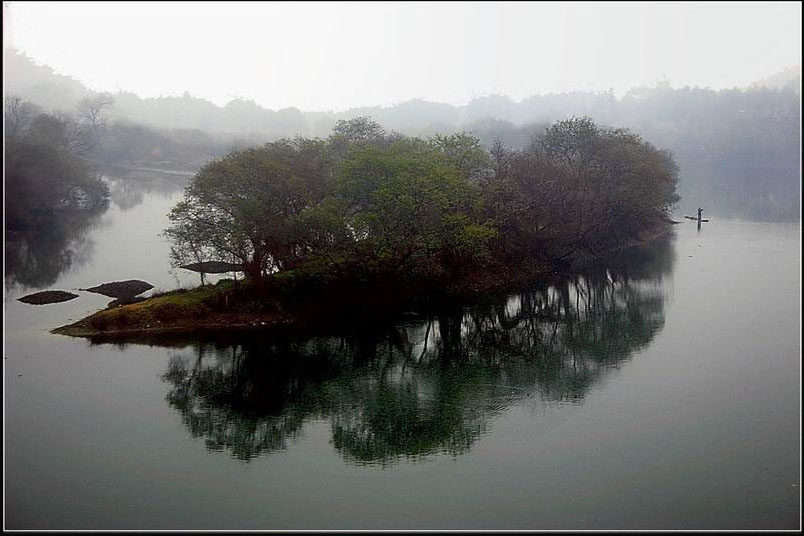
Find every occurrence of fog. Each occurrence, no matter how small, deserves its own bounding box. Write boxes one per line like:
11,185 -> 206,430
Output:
4,4 -> 802,531
4,2 -> 801,111
3,2 -> 802,220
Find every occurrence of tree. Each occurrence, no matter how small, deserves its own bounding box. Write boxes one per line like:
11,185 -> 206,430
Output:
327,116 -> 390,159
330,116 -> 386,142
4,95 -> 40,139
164,116 -> 678,290
335,137 -> 493,278
77,93 -> 114,147
164,137 -> 339,282
5,98 -> 109,229
429,132 -> 493,183
494,117 -> 679,258
26,111 -> 96,157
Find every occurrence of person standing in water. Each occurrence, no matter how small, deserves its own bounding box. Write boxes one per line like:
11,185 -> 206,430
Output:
697,207 -> 703,221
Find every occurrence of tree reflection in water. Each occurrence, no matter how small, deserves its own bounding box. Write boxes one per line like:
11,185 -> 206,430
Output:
159,236 -> 675,464
104,169 -> 189,212
5,203 -> 109,291
5,171 -> 187,293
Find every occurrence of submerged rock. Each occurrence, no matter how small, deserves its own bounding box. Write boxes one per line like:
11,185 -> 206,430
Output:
18,290 -> 79,305
81,280 -> 154,298
179,261 -> 243,274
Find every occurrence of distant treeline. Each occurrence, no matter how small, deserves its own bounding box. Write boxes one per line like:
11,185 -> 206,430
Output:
4,94 -> 114,290
97,121 -> 247,172
4,96 -> 109,229
5,48 -> 799,220
164,117 -> 679,296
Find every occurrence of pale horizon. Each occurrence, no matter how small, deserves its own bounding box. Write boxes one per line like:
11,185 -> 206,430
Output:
4,1 -> 801,112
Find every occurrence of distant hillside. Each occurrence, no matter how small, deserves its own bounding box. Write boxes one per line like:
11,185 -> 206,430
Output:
3,48 -> 91,111
5,47 -> 800,137
4,48 -> 800,220
752,66 -> 801,92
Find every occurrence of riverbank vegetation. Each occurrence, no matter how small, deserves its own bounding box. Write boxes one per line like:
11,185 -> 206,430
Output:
164,116 -> 678,287
5,96 -> 113,291
69,235 -> 674,462
4,96 -> 110,229
53,116 -> 679,337
8,48 -> 797,220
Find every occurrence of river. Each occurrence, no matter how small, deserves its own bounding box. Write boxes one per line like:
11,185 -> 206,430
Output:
4,171 -> 801,529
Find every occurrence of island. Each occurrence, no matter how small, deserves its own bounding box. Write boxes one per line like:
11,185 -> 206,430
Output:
53,116 -> 680,339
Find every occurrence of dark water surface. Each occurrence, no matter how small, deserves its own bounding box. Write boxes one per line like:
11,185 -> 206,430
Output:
4,175 -> 801,529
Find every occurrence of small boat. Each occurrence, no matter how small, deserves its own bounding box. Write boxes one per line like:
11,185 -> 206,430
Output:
684,216 -> 709,222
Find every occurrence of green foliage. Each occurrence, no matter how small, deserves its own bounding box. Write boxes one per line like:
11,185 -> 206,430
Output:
429,132 -> 493,182
164,116 -> 678,289
164,137 -> 338,278
487,116 -> 679,257
331,116 -> 386,143
337,138 -> 482,267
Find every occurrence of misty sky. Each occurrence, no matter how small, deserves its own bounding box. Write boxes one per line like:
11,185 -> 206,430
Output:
3,1 -> 801,111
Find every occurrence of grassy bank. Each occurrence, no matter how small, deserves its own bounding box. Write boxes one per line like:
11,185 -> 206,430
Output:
52,222 -> 674,340
52,280 -> 289,338
52,263 -> 552,339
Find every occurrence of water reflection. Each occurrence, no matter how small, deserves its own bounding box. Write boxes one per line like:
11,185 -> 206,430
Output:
4,204 -> 109,291
153,236 -> 675,465
104,169 -> 189,211
4,171 -> 187,293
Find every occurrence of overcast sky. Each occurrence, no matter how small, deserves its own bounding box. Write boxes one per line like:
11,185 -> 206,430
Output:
3,1 -> 801,111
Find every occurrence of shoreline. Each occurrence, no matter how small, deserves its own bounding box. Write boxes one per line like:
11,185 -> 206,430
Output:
52,223 -> 675,341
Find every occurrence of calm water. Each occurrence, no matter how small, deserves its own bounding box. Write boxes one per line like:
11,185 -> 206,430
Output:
4,173 -> 801,530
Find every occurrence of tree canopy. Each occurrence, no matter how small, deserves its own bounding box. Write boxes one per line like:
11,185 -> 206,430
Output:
164,116 -> 679,289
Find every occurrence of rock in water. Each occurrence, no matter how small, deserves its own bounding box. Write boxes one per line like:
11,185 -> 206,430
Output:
179,261 -> 243,274
81,280 -> 154,298
18,290 -> 80,305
